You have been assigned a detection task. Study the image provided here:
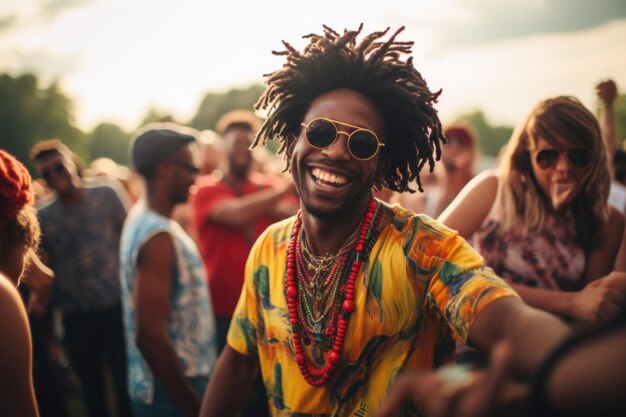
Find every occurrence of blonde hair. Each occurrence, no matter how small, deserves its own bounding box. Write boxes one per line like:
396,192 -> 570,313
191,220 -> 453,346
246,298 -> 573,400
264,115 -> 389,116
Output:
498,96 -> 610,252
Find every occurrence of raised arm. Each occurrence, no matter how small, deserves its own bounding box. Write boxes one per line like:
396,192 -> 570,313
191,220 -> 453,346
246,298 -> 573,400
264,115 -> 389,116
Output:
596,79 -> 618,158
211,181 -> 296,227
195,180 -> 296,230
200,345 -> 260,417
134,233 -> 201,417
438,170 -> 498,239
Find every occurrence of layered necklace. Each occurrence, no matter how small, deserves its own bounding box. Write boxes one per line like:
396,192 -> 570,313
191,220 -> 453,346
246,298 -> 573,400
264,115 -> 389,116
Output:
285,198 -> 379,386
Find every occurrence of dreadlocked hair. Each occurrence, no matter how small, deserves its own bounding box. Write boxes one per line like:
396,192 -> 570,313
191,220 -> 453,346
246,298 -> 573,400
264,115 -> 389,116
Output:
253,24 -> 445,193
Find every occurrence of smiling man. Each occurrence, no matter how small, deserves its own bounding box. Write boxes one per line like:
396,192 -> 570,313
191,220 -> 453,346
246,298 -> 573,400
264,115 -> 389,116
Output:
200,25 -> 571,417
30,139 -> 132,417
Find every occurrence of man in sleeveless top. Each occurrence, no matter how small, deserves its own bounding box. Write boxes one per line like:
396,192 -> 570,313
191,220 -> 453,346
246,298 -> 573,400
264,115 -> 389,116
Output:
120,123 -> 217,417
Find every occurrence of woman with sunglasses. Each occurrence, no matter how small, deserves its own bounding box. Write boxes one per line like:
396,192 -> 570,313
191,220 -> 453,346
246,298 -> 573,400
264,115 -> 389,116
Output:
0,149 -> 42,417
440,96 -> 626,327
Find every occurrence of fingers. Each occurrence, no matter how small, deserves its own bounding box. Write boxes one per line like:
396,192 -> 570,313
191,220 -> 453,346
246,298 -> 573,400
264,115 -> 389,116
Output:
376,373 -> 435,417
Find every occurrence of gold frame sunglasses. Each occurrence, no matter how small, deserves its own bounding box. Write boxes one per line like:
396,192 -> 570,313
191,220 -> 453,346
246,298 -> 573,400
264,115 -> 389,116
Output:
300,118 -> 385,161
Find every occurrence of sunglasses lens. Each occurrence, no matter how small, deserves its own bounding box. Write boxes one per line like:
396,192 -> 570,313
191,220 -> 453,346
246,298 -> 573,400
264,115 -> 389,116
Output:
536,149 -> 559,169
306,119 -> 337,148
568,148 -> 590,168
349,130 -> 379,160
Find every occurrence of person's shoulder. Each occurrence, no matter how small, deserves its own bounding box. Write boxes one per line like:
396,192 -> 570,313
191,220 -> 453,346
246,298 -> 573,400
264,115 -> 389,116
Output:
124,204 -> 169,235
0,275 -> 28,334
36,193 -> 59,212
83,178 -> 125,198
0,275 -> 20,307
384,202 -> 465,253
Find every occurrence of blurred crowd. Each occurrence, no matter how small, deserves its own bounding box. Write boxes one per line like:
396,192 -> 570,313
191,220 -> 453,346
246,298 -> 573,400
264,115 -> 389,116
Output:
1,36 -> 625,417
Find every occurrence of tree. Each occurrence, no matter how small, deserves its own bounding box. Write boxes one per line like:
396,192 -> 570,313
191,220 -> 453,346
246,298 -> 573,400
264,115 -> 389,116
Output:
189,84 -> 265,131
0,73 -> 86,171
87,123 -> 132,165
456,111 -> 513,158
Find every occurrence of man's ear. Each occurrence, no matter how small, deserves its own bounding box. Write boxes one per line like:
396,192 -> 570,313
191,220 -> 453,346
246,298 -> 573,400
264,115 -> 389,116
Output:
375,154 -> 391,186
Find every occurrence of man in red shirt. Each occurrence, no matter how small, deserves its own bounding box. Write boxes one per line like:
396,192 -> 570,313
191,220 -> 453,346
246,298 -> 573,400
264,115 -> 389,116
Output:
190,110 -> 297,350
190,111 -> 296,417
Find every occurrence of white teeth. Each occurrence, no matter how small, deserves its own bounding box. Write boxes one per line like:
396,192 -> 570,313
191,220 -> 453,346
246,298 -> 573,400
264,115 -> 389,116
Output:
311,168 -> 347,185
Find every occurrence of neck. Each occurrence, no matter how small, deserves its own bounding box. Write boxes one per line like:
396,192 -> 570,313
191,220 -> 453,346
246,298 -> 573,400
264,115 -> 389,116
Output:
146,186 -> 175,218
225,168 -> 249,183
300,199 -> 372,256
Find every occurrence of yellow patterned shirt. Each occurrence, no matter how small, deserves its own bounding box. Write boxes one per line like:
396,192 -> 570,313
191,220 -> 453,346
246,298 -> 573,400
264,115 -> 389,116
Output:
227,201 -> 517,417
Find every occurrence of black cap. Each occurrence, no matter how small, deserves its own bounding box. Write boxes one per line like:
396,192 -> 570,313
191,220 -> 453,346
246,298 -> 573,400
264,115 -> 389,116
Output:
130,123 -> 197,178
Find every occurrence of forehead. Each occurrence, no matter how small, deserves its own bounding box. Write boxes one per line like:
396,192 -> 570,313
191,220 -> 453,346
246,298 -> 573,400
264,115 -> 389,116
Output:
531,133 -> 572,150
223,126 -> 254,146
303,89 -> 385,138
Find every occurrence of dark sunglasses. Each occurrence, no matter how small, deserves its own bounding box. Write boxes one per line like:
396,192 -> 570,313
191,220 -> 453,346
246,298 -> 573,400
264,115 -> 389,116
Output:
534,148 -> 590,169
41,161 -> 66,181
300,118 -> 385,161
171,160 -> 199,174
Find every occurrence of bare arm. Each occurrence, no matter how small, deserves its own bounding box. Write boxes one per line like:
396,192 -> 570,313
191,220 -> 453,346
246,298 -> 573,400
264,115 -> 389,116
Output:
210,181 -> 296,229
468,296 -> 570,378
134,233 -> 200,417
507,280 -> 624,325
200,345 -> 260,417
0,276 -> 39,417
583,206 -> 625,282
438,170 -> 498,239
543,324 -> 626,417
20,251 -> 54,316
596,79 -> 618,158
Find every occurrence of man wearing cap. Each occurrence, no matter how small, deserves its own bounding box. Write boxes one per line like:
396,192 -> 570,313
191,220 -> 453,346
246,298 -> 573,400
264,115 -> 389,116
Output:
30,139 -> 132,417
119,123 -> 217,417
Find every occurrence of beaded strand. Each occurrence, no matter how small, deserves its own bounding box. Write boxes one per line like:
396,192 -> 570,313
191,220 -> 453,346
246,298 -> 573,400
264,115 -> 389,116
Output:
285,198 -> 378,386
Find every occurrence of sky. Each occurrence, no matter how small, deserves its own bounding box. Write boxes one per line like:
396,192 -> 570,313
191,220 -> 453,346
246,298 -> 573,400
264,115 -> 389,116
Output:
1,0 -> 625,132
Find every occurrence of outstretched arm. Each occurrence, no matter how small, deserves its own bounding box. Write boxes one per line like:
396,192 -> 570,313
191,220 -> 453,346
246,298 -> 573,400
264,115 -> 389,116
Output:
468,297 -> 570,378
200,345 -> 260,417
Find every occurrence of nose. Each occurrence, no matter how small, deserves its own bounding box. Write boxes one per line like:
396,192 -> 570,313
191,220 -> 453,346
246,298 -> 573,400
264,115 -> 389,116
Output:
322,130 -> 351,161
554,151 -> 570,171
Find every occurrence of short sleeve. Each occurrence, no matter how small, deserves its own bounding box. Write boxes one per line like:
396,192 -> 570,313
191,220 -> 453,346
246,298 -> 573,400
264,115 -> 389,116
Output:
427,231 -> 519,343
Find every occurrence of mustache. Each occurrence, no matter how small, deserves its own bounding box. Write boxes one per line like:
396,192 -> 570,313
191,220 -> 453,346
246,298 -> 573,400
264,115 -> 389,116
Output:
304,157 -> 357,178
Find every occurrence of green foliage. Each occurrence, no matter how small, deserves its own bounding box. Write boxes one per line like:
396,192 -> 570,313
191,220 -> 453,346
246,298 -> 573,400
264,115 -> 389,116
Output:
0,73 -> 86,171
87,122 -> 132,165
455,111 -> 514,158
189,84 -> 265,131
140,107 -> 175,126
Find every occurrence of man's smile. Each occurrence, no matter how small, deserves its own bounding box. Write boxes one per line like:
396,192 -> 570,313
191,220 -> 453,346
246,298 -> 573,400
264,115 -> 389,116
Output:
310,167 -> 349,188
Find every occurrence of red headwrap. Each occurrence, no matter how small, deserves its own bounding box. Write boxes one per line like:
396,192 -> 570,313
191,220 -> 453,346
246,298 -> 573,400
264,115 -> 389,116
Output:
0,149 -> 34,219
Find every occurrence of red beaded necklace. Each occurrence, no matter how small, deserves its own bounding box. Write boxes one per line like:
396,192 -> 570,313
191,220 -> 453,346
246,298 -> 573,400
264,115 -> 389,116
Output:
285,198 -> 378,386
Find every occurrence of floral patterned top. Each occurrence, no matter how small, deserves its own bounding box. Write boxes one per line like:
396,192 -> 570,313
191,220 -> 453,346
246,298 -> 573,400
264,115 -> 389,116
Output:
227,200 -> 517,416
473,208 -> 586,291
